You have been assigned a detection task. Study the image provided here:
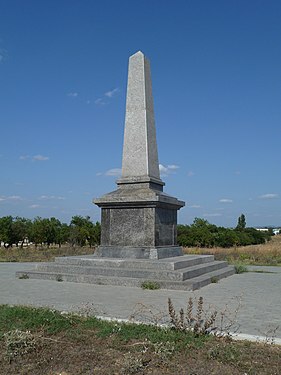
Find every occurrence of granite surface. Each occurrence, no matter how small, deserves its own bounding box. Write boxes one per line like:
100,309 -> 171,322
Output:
120,51 -> 160,182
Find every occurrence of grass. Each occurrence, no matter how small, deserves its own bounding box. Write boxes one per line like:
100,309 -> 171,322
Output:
183,235 -> 281,266
0,305 -> 280,374
234,264 -> 248,274
0,244 -> 95,262
141,281 -> 161,290
1,236 -> 281,266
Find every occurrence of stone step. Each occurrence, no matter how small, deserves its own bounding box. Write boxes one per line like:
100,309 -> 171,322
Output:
54,254 -> 215,271
190,266 -> 235,290
15,266 -> 235,291
33,260 -> 228,282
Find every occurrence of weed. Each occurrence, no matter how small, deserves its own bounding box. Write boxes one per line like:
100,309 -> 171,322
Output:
234,264 -> 248,274
4,329 -> 37,360
1,305 -> 280,374
18,273 -> 29,279
153,340 -> 175,361
207,342 -> 241,364
121,352 -> 148,374
130,302 -> 167,325
211,276 -> 218,283
141,281 -> 160,290
168,296 -> 217,336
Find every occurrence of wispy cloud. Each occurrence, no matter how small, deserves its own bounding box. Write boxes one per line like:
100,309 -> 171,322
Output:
20,154 -> 50,161
67,92 -> 78,97
105,168 -> 122,177
19,155 -> 30,160
0,195 -> 23,202
39,195 -> 65,200
9,195 -> 22,200
219,198 -> 233,203
258,193 -> 279,200
95,87 -> 119,106
94,98 -> 105,106
30,204 -> 40,209
99,164 -> 178,178
159,164 -> 179,177
33,155 -> 49,161
190,204 -> 201,208
0,48 -> 7,63
96,168 -> 122,177
105,88 -> 119,98
187,171 -> 195,177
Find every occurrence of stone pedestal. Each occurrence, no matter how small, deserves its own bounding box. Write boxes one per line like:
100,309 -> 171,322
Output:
94,179 -> 184,259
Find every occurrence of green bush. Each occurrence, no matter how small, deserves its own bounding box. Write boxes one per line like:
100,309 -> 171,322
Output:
177,218 -> 270,249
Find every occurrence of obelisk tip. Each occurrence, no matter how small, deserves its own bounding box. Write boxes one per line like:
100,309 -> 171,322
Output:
131,50 -> 144,58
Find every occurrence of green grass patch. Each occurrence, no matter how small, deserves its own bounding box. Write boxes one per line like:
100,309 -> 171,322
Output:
234,264 -> 248,274
141,281 -> 161,290
0,305 -> 80,336
0,305 -> 280,374
0,305 -> 208,348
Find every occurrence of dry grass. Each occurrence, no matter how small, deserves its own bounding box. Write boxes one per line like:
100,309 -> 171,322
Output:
0,245 -> 95,262
183,235 -> 281,266
1,305 -> 280,375
1,236 -> 281,266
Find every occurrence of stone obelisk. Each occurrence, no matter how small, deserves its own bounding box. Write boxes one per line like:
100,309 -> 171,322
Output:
94,51 -> 185,259
119,51 -> 163,187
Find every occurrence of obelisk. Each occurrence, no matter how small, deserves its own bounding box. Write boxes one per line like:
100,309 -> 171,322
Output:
119,51 -> 163,186
94,51 -> 184,259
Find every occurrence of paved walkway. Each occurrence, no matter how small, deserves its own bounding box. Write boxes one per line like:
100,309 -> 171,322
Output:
1,263 -> 281,342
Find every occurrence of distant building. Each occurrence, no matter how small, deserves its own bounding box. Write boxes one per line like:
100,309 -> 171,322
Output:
255,228 -> 280,235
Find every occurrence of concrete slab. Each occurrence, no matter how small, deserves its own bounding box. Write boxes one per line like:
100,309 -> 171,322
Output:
1,263 -> 281,341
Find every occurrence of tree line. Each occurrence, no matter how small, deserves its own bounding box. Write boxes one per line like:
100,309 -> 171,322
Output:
0,216 -> 101,248
0,214 -> 273,249
177,215 -> 272,248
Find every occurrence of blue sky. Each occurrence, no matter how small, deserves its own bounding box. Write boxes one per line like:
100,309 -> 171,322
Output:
0,0 -> 280,227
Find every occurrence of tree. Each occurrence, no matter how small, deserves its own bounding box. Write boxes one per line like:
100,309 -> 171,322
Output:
88,221 -> 101,247
69,216 -> 94,247
0,216 -> 32,248
57,223 -> 70,247
29,217 -> 47,247
236,214 -> 246,230
10,217 -> 32,247
44,218 -> 62,247
0,216 -> 13,247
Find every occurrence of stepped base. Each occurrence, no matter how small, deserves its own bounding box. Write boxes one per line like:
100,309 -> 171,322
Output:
16,253 -> 235,291
94,246 -> 183,259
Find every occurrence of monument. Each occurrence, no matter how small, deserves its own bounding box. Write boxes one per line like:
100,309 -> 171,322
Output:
94,51 -> 185,259
16,52 -> 235,290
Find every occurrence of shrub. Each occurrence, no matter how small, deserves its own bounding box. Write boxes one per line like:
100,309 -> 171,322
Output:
234,265 -> 248,274
141,281 -> 160,290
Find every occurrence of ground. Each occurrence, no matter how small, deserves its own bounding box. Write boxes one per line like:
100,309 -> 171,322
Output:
0,305 -> 280,375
